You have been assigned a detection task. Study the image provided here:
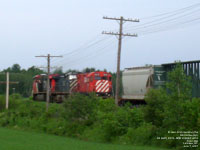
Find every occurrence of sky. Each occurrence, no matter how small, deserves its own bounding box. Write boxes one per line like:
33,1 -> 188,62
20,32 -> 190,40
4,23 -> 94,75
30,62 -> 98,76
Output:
0,0 -> 200,72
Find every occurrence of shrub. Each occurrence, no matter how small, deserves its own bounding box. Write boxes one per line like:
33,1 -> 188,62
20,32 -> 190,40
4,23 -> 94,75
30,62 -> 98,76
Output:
0,95 -> 5,111
124,123 -> 156,145
143,88 -> 166,127
62,93 -> 98,125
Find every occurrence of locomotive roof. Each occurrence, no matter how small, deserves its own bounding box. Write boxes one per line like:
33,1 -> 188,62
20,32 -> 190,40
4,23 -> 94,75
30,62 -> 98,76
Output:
33,73 -> 66,79
77,71 -> 111,76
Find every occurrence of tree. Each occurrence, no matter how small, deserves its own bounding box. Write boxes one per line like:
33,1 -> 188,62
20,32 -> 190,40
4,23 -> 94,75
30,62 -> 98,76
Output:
53,67 -> 63,74
166,64 -> 192,100
163,64 -> 192,130
82,67 -> 96,73
11,64 -> 21,73
144,64 -> 192,128
27,66 -> 44,75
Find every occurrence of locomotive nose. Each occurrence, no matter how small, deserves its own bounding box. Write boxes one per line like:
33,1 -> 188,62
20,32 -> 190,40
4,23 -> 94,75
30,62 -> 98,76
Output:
95,80 -> 110,93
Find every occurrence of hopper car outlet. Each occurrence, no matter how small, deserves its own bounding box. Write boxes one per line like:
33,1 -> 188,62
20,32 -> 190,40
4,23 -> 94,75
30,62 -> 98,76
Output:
32,71 -> 112,102
120,60 -> 200,104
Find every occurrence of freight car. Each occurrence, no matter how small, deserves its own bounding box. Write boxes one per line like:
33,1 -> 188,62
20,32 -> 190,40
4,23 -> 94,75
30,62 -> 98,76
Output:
32,74 -> 70,102
74,71 -> 112,97
120,60 -> 200,104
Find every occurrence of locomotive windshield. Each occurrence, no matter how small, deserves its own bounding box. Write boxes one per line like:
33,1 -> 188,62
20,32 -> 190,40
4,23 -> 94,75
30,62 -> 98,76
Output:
95,76 -> 108,80
95,76 -> 101,80
102,77 -> 108,80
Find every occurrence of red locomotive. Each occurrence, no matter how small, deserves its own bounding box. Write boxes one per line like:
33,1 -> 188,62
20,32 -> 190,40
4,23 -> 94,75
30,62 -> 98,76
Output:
75,71 -> 112,97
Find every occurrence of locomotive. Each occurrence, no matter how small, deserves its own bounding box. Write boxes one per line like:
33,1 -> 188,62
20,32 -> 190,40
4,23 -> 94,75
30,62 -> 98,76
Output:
75,71 -> 112,97
32,71 -> 112,102
32,74 -> 70,102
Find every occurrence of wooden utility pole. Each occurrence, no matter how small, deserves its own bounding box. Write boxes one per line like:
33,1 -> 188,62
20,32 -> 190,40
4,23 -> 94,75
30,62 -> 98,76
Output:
6,72 -> 9,109
102,16 -> 139,105
35,54 -> 62,111
0,72 -> 19,109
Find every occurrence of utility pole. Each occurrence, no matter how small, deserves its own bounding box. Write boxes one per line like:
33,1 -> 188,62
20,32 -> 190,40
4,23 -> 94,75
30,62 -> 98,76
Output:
102,16 -> 139,105
6,72 -> 9,109
35,54 -> 62,112
0,72 -> 19,109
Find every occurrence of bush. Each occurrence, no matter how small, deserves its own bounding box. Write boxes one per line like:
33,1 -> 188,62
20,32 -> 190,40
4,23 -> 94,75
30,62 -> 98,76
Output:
124,123 -> 156,145
62,93 -> 98,125
143,88 -> 166,127
0,95 -> 6,111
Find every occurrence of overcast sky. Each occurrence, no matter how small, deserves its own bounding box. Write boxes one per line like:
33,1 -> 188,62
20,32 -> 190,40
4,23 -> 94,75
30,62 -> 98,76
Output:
0,0 -> 199,72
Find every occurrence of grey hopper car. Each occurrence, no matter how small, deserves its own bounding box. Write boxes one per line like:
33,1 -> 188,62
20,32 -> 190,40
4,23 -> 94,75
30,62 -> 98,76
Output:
121,65 -> 166,102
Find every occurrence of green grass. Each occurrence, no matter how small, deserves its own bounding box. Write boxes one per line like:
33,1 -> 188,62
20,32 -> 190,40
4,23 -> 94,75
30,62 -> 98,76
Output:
0,127 -> 170,150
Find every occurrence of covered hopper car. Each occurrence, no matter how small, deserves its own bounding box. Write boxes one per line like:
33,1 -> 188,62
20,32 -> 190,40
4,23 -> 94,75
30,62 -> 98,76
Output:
120,60 -> 200,104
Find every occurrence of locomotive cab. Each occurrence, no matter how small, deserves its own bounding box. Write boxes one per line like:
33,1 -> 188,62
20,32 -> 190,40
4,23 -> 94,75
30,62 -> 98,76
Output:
94,72 -> 112,97
76,71 -> 112,97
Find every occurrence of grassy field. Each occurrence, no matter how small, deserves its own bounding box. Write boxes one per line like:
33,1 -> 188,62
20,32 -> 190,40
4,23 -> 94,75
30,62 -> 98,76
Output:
0,127 -> 171,150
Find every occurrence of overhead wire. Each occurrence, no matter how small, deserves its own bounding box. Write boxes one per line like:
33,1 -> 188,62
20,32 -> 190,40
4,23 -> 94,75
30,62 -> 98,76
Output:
54,37 -> 116,69
140,17 -> 200,36
52,38 -> 113,67
51,35 -> 112,65
140,2 -> 200,20
124,7 -> 200,32
124,2 -> 200,30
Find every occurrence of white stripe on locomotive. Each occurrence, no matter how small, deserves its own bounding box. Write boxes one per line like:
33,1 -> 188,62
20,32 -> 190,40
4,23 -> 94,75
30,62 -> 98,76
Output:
96,81 -> 103,90
97,81 -> 108,93
96,80 -> 105,92
101,83 -> 109,93
105,87 -> 109,93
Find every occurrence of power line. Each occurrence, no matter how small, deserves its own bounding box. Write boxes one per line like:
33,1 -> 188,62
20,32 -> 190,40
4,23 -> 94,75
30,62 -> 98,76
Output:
140,2 -> 200,20
52,36 -> 113,66
125,8 -> 200,32
51,35 -> 111,63
58,38 -> 116,69
140,17 -> 200,36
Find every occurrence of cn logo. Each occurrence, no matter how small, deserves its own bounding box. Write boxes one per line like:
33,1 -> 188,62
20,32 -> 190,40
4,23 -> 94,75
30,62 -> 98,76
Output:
157,75 -> 161,81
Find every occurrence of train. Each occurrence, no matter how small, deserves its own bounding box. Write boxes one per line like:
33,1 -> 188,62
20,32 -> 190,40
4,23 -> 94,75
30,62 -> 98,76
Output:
120,60 -> 200,104
33,60 -> 200,104
32,71 -> 112,102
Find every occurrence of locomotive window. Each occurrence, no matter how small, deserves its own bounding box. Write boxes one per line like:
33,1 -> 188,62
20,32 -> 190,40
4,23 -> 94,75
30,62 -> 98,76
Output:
95,76 -> 101,80
109,77 -> 112,81
102,77 -> 108,80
